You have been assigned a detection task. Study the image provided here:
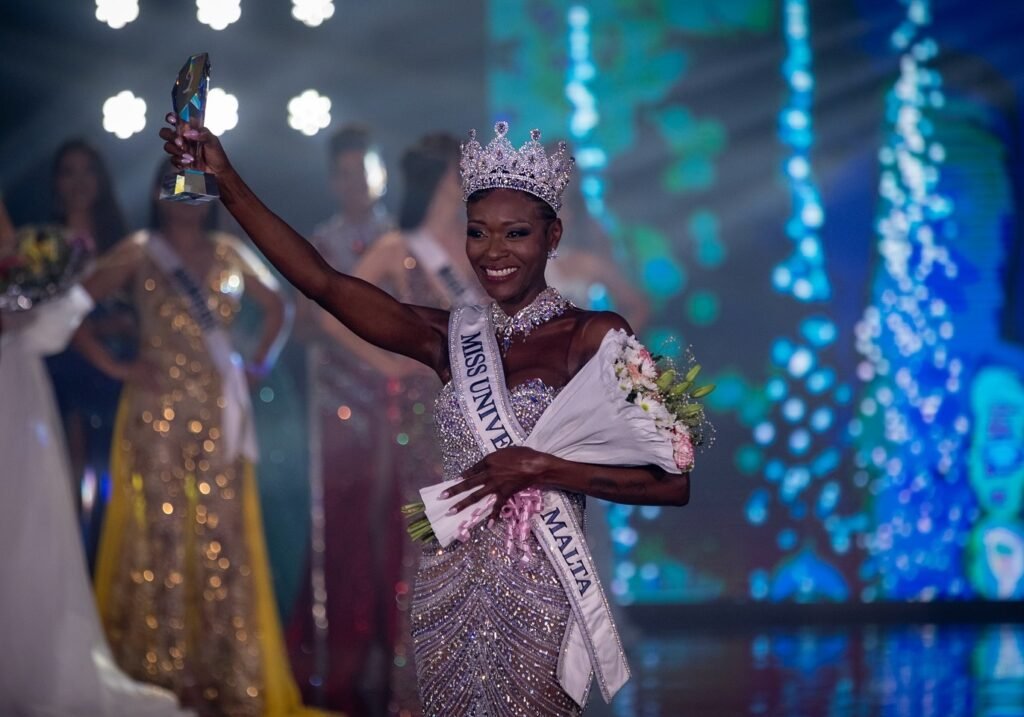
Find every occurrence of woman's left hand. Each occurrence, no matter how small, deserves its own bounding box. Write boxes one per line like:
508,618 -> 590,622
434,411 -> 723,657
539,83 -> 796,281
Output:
444,446 -> 553,521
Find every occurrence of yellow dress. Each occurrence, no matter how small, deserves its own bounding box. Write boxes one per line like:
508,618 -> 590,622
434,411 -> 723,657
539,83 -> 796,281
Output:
94,232 -> 331,717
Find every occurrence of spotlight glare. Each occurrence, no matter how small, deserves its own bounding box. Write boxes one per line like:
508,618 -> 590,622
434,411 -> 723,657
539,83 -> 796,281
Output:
287,90 -> 332,136
197,0 -> 241,31
95,0 -> 139,29
102,90 -> 147,140
364,150 -> 387,199
292,0 -> 335,27
205,88 -> 239,136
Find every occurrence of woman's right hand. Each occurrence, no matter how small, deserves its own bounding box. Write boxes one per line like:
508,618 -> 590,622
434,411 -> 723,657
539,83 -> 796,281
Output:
158,114 -> 232,176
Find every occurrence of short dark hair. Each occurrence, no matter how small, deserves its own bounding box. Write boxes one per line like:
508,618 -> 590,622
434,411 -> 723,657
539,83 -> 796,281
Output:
397,133 -> 461,230
328,124 -> 373,163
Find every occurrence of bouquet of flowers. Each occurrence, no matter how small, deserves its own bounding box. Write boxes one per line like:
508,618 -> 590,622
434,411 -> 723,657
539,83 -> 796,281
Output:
405,329 -> 714,550
0,225 -> 92,312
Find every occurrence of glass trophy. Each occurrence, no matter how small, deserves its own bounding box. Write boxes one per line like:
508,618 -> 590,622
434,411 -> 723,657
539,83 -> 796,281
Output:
160,53 -> 219,204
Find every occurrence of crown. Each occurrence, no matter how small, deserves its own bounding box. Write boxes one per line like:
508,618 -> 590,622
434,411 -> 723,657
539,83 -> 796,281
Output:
460,121 -> 574,211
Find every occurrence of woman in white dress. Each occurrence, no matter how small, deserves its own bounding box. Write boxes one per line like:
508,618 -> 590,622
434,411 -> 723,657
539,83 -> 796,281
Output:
0,225 -> 191,716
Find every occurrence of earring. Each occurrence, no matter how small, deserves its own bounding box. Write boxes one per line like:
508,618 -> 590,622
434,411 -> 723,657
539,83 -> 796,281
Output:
547,248 -> 559,260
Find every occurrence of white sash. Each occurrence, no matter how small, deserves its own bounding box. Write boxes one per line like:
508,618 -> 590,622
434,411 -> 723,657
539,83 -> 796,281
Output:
447,304 -> 630,707
405,230 -> 484,308
146,233 -> 259,464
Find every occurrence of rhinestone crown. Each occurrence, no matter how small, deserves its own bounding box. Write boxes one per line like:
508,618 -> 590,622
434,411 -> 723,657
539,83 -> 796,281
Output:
460,122 -> 574,211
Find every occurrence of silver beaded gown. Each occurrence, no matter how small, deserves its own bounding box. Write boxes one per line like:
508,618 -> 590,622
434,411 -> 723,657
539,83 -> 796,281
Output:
412,379 -> 585,716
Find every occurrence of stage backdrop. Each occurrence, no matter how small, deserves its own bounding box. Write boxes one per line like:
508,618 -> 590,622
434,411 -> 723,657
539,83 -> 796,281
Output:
1,0 -> 1023,606
485,0 -> 1024,605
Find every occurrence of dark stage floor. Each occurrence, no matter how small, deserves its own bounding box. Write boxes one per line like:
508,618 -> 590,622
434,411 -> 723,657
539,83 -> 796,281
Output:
584,622 -> 1024,716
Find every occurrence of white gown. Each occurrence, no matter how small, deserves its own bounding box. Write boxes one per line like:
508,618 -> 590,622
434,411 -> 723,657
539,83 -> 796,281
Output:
0,285 -> 192,717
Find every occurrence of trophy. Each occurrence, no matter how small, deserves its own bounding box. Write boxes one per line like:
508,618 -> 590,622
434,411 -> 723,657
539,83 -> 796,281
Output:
160,53 -> 219,204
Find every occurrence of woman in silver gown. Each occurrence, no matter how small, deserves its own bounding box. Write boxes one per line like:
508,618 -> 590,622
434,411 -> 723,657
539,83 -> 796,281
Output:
159,118 -> 689,716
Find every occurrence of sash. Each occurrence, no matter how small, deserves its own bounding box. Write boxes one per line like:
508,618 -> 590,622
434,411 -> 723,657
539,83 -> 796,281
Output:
146,233 -> 259,463
447,304 -> 630,707
406,230 -> 483,308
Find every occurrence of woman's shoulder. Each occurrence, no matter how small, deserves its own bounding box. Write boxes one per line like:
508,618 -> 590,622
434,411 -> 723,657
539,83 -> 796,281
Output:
352,230 -> 408,278
210,231 -> 276,279
103,230 -> 149,265
567,309 -> 632,372
367,230 -> 408,259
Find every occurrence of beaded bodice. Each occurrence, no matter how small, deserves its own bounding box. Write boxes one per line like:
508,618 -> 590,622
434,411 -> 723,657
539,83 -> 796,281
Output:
417,379 -> 585,717
434,378 -> 558,480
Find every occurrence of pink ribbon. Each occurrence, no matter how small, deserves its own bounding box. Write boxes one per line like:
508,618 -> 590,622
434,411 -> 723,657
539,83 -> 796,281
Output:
499,488 -> 544,564
456,494 -> 497,543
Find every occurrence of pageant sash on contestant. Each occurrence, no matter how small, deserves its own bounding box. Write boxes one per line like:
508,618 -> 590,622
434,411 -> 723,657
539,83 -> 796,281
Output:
405,230 -> 484,308
145,232 -> 259,463
439,304 -> 630,707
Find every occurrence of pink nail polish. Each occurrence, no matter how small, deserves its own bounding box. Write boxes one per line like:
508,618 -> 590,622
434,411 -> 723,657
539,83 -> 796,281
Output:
440,491 -> 449,500
182,153 -> 194,163
446,507 -> 457,516
174,138 -> 183,148
184,129 -> 199,139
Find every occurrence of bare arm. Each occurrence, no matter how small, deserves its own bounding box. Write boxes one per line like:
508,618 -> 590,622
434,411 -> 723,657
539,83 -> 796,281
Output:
446,311 -> 688,518
242,268 -> 291,375
222,234 -> 292,376
160,122 -> 447,373
73,236 -> 155,386
323,233 -> 437,379
449,448 -> 688,517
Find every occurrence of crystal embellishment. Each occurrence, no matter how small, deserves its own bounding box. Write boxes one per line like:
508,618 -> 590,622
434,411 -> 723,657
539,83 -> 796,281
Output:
460,122 -> 575,211
172,53 -> 211,124
490,287 -> 574,354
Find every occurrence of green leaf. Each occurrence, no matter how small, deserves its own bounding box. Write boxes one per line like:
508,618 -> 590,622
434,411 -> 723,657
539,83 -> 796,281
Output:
685,364 -> 702,382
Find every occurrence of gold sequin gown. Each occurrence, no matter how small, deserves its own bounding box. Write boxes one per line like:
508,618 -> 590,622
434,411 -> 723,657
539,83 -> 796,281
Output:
94,233 -> 327,717
412,379 -> 584,716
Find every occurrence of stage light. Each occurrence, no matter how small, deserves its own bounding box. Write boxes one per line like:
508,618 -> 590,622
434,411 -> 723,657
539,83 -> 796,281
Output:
775,0 -> 829,302
95,0 -> 139,29
292,0 -> 335,27
197,0 -> 241,31
102,90 -> 146,139
205,88 -> 239,136
287,90 -> 331,136
754,422 -> 776,445
782,398 -> 805,422
853,0 -> 972,600
364,149 -> 387,199
745,493 -> 768,525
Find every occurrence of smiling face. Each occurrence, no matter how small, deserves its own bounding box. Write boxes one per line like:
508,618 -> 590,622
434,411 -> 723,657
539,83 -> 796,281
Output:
465,188 -> 561,311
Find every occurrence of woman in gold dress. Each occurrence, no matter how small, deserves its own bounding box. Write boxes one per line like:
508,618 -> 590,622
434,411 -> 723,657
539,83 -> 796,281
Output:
77,164 -> 327,717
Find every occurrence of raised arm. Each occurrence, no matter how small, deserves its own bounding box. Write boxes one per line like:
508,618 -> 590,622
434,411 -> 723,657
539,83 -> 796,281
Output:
159,119 -> 447,373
